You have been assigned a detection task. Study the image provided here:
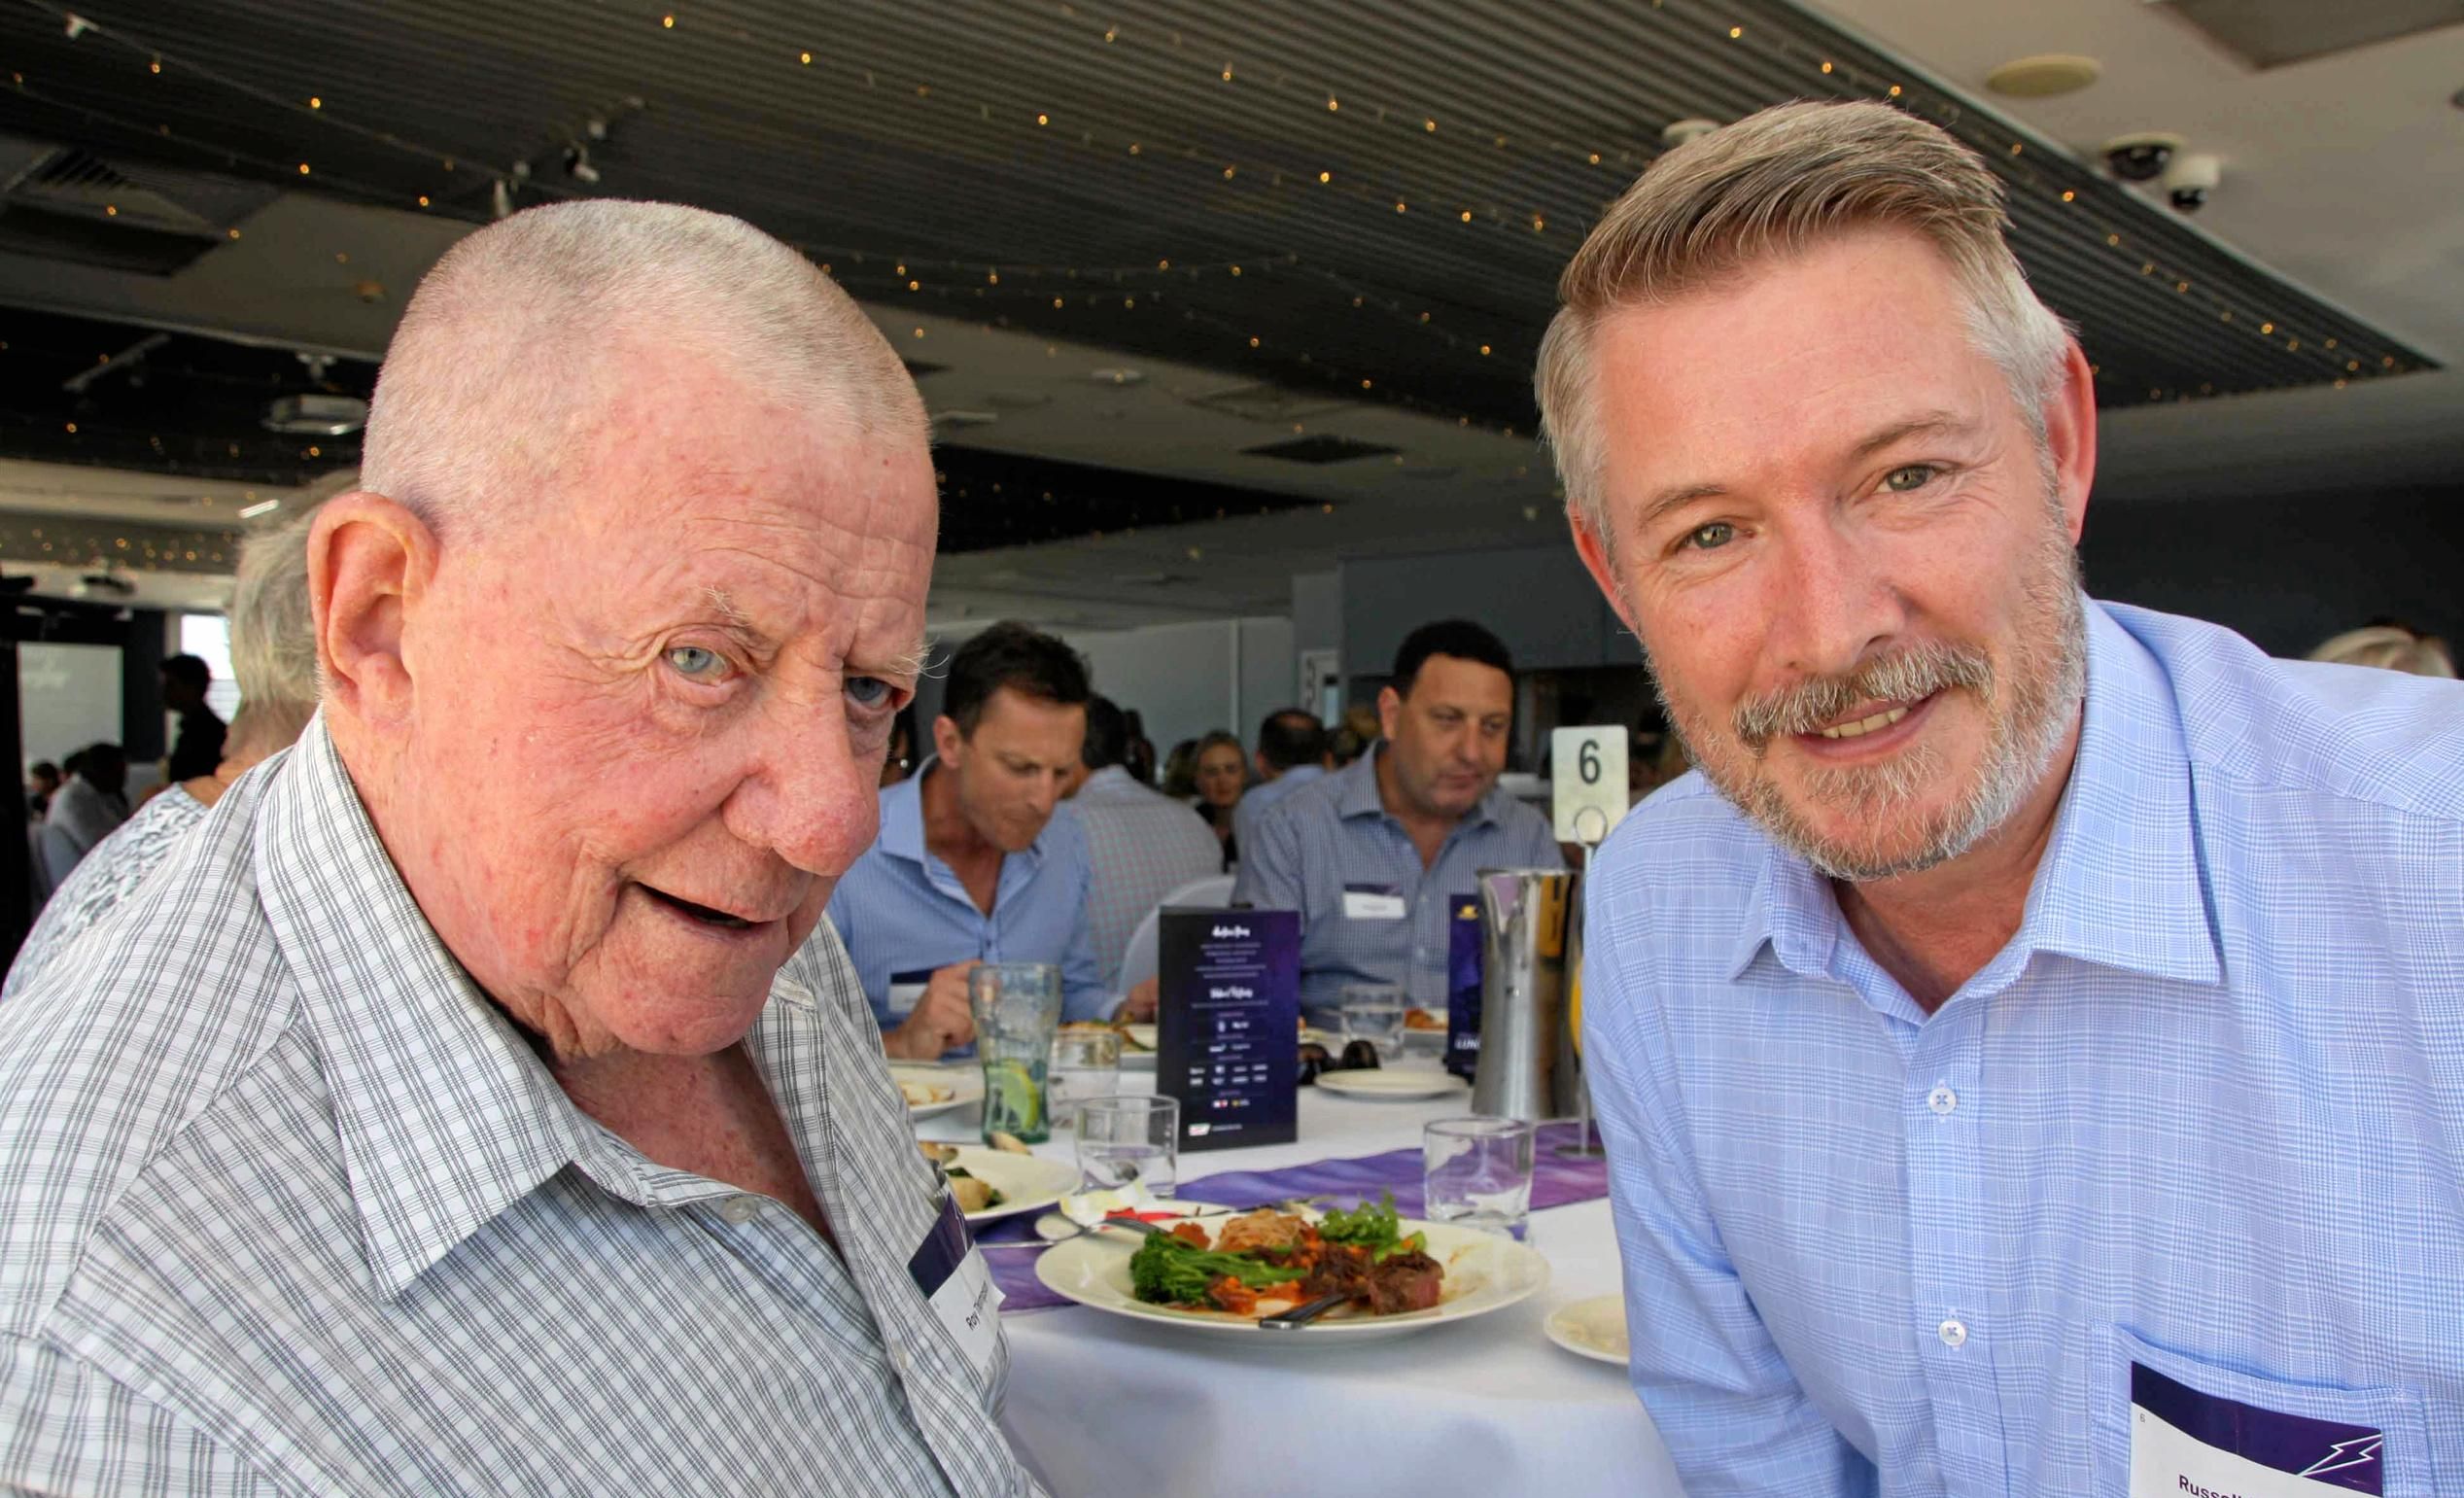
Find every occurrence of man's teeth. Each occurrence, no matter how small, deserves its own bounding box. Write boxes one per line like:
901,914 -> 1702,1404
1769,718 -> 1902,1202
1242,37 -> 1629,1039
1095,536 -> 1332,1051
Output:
1816,706 -> 1911,741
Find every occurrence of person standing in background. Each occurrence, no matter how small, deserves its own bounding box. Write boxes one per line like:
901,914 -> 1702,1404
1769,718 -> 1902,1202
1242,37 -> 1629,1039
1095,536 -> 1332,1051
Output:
158,652 -> 226,784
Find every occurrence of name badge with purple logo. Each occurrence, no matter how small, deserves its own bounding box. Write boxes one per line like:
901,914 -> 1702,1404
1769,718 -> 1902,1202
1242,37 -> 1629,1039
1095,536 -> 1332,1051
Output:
2131,1361 -> 2383,1496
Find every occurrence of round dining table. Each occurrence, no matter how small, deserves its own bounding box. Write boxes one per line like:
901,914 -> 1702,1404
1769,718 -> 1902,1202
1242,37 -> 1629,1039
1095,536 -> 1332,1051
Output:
916,1056 -> 1686,1497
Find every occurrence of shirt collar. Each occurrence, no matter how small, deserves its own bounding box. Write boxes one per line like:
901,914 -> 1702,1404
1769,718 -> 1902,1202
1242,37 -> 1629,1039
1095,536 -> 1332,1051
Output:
254,718 -> 611,1300
1080,765 -> 1135,797
1333,743 -> 1508,829
1726,598 -> 2224,992
877,758 -> 1051,872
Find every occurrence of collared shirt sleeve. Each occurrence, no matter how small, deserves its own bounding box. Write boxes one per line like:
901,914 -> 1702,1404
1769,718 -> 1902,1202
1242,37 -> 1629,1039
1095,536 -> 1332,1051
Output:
1584,902 -> 1874,1498
0,1334 -> 284,1496
1058,853 -> 1112,1023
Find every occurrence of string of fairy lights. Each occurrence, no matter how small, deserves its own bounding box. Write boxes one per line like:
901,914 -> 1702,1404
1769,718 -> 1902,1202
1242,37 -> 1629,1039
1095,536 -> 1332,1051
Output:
9,0 -> 2427,447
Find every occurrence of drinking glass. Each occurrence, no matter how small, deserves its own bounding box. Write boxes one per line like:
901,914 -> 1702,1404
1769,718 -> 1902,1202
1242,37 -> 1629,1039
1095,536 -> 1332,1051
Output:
1422,1116 -> 1536,1236
1047,1027 -> 1122,1131
969,962 -> 1063,1145
1341,983 -> 1408,1060
1076,1095 -> 1180,1198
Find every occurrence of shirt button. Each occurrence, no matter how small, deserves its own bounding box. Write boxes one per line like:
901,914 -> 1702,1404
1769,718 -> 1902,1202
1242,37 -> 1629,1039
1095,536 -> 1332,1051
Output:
717,1195 -> 762,1225
889,1345 -> 913,1376
1927,1085 -> 1958,1116
1938,1318 -> 1968,1348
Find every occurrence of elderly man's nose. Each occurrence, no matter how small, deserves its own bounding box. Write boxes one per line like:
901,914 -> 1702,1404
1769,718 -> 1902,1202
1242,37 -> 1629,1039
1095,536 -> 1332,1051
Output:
753,729 -> 876,875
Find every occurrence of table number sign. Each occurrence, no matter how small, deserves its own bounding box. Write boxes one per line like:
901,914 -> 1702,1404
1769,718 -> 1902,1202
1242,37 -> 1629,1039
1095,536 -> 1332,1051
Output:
1157,907 -> 1301,1153
1550,725 -> 1629,846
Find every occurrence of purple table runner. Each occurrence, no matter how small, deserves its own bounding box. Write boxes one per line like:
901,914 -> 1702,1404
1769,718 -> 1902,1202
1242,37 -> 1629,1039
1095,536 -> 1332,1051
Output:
983,1122 -> 1608,1314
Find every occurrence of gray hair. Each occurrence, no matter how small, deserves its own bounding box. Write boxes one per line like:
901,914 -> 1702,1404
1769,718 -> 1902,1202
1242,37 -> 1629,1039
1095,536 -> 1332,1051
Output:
225,504 -> 323,756
2307,625 -> 2456,679
361,199 -> 925,529
1536,101 -> 2071,546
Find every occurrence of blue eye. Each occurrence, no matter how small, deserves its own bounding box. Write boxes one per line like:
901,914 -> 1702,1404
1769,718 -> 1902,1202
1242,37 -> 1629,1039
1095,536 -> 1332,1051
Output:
665,645 -> 729,681
846,675 -> 891,708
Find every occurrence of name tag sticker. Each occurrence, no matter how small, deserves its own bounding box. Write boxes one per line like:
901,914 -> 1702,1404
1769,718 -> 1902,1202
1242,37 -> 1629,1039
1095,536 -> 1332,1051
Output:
2130,1361 -> 2383,1497
907,1192 -> 1003,1383
1341,884 -> 1406,922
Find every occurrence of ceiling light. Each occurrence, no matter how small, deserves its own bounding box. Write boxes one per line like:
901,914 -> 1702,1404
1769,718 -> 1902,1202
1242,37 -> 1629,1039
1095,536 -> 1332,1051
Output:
1089,367 -> 1146,386
1985,54 -> 2101,97
262,394 -> 368,435
238,499 -> 282,519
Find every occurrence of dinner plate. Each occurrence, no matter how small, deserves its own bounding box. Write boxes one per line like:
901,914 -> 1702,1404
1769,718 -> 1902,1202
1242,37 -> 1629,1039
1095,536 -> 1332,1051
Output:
892,1063 -> 983,1122
938,1146 -> 1081,1226
1114,1023 -> 1158,1070
1312,1068 -> 1470,1101
1034,1204 -> 1550,1344
1544,1294 -> 1631,1367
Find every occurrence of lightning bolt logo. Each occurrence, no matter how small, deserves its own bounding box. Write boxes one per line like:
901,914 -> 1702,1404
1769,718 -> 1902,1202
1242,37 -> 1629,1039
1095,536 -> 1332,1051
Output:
2296,1435 -> 2383,1481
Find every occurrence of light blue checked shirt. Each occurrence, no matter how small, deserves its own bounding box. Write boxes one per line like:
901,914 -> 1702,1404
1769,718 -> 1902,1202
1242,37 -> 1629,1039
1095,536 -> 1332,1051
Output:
1069,766 -> 1224,992
1583,598 -> 2464,1497
1234,745 -> 1562,1018
1232,762 -> 1327,857
822,763 -> 1111,1042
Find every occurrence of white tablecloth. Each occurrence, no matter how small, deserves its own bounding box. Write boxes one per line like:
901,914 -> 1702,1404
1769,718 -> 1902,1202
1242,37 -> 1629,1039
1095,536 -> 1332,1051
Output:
918,1063 -> 1684,1497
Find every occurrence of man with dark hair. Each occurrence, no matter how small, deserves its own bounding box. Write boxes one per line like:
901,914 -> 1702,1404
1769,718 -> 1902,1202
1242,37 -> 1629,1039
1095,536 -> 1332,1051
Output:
823,620 -> 1112,1058
159,653 -> 226,784
1069,696 -> 1221,1003
1232,708 -> 1332,858
39,742 -> 129,885
1234,620 -> 1561,1020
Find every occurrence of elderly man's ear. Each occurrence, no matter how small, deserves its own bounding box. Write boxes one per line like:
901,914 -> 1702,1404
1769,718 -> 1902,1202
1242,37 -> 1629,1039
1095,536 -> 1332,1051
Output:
309,493 -> 438,727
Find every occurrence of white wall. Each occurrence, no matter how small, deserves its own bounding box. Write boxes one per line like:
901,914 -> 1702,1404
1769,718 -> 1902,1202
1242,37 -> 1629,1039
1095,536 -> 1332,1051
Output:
18,643 -> 122,770
1058,615 -> 1295,766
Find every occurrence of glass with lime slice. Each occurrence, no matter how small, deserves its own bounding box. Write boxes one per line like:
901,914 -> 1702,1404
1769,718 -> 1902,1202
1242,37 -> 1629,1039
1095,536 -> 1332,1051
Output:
969,963 -> 1063,1145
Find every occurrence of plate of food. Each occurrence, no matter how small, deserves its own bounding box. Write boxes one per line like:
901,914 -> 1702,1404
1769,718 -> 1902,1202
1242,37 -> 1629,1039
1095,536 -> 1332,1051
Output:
1544,1294 -> 1631,1367
918,1141 -> 1081,1225
891,1063 -> 982,1121
1312,1067 -> 1470,1101
1034,1195 -> 1548,1343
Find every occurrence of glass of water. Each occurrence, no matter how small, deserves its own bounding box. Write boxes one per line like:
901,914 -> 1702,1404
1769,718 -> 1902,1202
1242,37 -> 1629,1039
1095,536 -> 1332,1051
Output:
1076,1095 -> 1180,1199
1048,1026 -> 1122,1131
969,962 -> 1063,1146
1341,983 -> 1408,1060
1423,1116 -> 1536,1236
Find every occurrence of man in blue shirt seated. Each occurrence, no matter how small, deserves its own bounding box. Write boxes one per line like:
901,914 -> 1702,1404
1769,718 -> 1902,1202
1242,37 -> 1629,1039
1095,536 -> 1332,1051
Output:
1539,99 -> 2464,1494
1234,620 -> 1562,1023
1231,708 -> 1332,859
824,621 -> 1111,1060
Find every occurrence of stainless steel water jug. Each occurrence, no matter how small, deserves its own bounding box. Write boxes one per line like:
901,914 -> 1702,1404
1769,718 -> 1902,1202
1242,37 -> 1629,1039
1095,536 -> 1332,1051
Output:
1469,867 -> 1578,1122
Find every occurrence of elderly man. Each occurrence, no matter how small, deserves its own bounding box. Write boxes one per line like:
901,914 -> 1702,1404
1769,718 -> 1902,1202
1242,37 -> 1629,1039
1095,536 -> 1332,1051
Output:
825,621 -> 1109,1060
1235,619 -> 1560,1022
1545,101 -> 2464,1495
0,202 -> 1039,1497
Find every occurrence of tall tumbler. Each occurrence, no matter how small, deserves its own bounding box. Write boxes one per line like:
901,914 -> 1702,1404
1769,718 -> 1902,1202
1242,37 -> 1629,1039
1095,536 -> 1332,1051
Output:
1469,867 -> 1578,1123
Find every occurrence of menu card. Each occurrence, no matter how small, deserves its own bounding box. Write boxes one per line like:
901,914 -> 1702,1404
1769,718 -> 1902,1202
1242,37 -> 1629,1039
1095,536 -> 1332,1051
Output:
1156,906 -> 1301,1153
1445,893 -> 1482,1081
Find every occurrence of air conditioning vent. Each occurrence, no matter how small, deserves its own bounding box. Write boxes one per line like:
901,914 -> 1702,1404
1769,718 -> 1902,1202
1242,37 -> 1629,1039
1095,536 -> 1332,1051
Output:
1243,435 -> 1399,465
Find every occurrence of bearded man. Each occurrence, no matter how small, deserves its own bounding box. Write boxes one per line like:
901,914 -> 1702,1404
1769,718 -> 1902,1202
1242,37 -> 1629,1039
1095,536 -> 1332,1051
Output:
1544,101 -> 2464,1496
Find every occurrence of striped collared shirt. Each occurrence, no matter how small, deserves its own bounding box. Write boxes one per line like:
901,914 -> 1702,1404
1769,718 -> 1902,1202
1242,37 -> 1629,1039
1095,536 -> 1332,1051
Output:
0,719 -> 1041,1498
1584,600 -> 2464,1495
822,763 -> 1111,1035
1232,744 -> 1562,1016
1069,766 -> 1223,991
1231,763 -> 1326,858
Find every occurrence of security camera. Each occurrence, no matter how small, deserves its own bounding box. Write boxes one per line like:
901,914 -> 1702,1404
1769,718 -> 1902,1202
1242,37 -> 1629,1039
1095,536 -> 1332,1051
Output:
2101,132 -> 2182,183
2163,153 -> 2220,212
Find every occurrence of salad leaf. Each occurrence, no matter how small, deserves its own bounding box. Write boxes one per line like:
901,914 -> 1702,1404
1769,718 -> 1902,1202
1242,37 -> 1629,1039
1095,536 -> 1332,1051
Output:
1317,1193 -> 1403,1251
1128,1232 -> 1298,1306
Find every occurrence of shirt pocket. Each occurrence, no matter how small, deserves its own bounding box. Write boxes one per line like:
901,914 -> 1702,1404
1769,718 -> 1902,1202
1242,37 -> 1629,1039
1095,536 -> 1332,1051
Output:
2092,1322 -> 2433,1497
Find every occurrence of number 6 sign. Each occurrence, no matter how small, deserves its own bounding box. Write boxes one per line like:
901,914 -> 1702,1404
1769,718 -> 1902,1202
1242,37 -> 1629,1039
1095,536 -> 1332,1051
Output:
1550,726 -> 1629,847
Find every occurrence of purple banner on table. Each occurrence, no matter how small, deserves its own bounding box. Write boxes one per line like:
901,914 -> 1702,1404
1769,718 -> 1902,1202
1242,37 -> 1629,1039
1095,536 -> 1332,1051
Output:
979,1121 -> 1608,1314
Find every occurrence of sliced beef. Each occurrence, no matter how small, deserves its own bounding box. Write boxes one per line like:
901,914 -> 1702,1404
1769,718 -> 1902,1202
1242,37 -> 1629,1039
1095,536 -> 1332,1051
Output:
1366,1250 -> 1444,1315
1300,1242 -> 1371,1303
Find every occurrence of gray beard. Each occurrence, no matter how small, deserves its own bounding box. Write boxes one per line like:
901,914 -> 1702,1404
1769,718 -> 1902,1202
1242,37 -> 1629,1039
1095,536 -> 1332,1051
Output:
1648,544 -> 2088,884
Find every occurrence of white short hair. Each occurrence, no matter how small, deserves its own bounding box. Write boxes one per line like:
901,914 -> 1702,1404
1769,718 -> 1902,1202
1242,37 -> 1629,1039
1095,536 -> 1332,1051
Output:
361,199 -> 925,528
1536,101 -> 2072,546
2308,625 -> 2456,679
226,503 -> 323,752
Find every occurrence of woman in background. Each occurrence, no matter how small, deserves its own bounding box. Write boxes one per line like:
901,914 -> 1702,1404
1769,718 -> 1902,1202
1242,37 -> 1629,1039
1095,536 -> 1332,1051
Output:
5,505 -> 321,1001
1193,729 -> 1248,870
